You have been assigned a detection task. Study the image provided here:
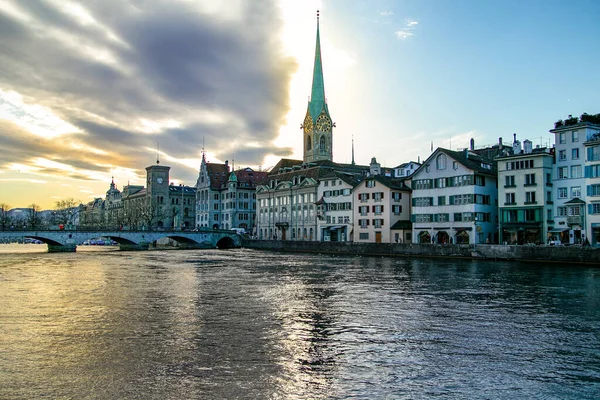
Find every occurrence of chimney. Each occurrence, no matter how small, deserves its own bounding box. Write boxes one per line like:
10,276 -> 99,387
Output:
513,133 -> 517,143
523,139 -> 533,154
470,138 -> 475,151
499,137 -> 502,147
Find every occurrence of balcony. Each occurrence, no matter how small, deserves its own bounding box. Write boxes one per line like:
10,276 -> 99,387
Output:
567,216 -> 582,225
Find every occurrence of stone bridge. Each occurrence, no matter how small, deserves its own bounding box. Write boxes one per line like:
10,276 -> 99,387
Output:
0,228 -> 242,252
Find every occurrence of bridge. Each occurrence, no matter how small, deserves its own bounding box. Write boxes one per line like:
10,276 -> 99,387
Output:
0,228 -> 242,252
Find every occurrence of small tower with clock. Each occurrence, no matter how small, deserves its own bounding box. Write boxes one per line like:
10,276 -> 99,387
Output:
146,162 -> 170,205
303,10 -> 333,164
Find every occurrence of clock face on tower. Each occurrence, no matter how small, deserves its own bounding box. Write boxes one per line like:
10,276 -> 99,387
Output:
303,115 -> 313,134
156,177 -> 163,184
316,115 -> 332,132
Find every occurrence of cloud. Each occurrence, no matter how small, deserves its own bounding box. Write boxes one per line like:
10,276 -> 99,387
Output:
395,18 -> 419,39
380,11 -> 393,16
0,0 -> 297,190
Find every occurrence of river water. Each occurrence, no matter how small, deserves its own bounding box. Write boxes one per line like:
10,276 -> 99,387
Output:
0,245 -> 599,399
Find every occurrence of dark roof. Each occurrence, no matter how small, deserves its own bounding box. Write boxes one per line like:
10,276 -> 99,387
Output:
417,148 -> 497,177
206,162 -> 230,189
234,168 -> 268,188
390,220 -> 412,230
365,174 -> 412,191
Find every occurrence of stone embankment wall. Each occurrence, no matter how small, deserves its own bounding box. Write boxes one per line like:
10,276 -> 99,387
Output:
242,240 -> 600,265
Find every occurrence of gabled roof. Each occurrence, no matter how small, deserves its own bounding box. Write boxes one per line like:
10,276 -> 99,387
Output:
206,163 -> 229,189
362,174 -> 412,191
234,168 -> 267,188
414,147 -> 497,177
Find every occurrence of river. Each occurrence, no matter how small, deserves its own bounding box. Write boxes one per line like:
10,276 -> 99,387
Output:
1,245 -> 599,399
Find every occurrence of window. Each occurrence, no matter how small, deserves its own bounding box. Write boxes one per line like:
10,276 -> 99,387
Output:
559,150 -> 566,161
453,161 -> 459,170
415,214 -> 432,223
558,187 -> 568,199
572,148 -> 580,160
359,219 -> 369,228
558,167 -> 568,179
559,132 -> 566,144
392,192 -> 402,201
505,192 -> 515,205
414,197 -> 433,207
373,219 -> 384,228
525,209 -> 536,222
392,205 -> 402,214
359,206 -> 369,215
373,192 -> 384,201
505,175 -> 515,187
589,184 -> 600,197
571,165 -> 582,179
525,174 -> 536,186
591,203 -> 600,214
572,130 -> 579,142
438,196 -> 446,206
546,173 -> 552,185
571,186 -> 581,198
359,233 -> 369,240
588,146 -> 600,162
358,193 -> 370,202
547,191 -> 552,202
454,213 -> 463,222
525,192 -> 536,204
475,175 -> 486,186
373,205 -> 384,215
557,207 -> 567,217
366,180 -> 375,188
436,154 -> 447,170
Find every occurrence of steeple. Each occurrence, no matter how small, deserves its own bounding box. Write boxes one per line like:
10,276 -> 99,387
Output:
309,10 -> 328,120
303,10 -> 333,163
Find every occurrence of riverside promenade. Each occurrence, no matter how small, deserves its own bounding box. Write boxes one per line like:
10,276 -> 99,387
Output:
243,240 -> 600,265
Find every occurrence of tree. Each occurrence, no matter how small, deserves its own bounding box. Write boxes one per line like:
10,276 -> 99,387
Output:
26,204 -> 42,230
0,203 -> 11,230
54,198 -> 80,226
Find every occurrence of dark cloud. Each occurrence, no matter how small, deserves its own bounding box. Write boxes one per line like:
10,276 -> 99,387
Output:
0,0 -> 296,186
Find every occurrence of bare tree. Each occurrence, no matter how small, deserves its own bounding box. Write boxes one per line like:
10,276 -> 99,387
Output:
54,198 -> 80,226
0,203 -> 11,230
25,204 -> 42,230
139,203 -> 168,229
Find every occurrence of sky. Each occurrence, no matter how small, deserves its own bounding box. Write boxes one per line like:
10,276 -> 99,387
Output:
1,0 -> 599,209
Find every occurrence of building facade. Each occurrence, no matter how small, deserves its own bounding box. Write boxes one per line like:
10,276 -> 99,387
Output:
352,174 -> 412,243
316,171 -> 359,241
195,154 -> 266,231
411,148 -> 499,244
497,139 -> 555,245
550,114 -> 600,244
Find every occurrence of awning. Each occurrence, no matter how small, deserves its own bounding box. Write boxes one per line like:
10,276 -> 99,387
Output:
549,228 -> 568,233
328,225 -> 342,230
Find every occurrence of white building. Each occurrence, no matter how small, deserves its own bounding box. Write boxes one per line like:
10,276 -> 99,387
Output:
393,161 -> 421,178
316,171 -> 360,242
411,148 -> 499,244
550,114 -> 600,244
497,137 -> 555,245
352,174 -> 412,244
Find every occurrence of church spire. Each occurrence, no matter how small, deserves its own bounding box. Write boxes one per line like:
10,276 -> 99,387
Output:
309,10 -> 329,120
303,10 -> 333,163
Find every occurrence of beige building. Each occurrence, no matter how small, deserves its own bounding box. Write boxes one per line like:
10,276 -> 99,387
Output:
352,174 -> 412,243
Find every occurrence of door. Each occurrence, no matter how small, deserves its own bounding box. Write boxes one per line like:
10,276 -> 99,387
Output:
375,231 -> 382,243
282,228 -> 286,241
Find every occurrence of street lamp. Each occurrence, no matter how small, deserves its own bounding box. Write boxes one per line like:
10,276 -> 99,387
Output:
180,184 -> 184,230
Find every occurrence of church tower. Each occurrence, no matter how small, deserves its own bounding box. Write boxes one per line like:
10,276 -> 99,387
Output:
303,10 -> 333,163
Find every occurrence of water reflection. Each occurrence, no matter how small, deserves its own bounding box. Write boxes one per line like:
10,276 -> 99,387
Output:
0,248 -> 598,399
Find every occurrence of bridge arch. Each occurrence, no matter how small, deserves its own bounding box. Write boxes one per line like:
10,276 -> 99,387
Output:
216,236 -> 236,249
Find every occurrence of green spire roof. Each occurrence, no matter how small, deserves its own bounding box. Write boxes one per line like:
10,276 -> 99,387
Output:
228,171 -> 238,182
309,14 -> 330,120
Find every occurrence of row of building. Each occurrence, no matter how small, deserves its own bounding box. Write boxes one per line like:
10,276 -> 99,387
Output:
78,13 -> 600,247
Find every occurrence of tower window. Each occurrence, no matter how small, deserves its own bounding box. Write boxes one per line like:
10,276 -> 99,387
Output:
320,135 -> 326,153
307,135 -> 312,151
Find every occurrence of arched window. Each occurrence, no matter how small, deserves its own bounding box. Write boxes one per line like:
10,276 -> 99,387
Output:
306,135 -> 312,151
319,135 -> 326,153
436,154 -> 447,170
